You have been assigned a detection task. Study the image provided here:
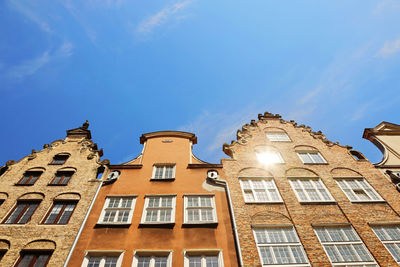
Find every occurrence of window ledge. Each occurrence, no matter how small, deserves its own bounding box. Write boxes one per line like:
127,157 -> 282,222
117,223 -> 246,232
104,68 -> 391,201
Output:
47,184 -> 68,186
150,178 -> 175,182
95,222 -> 131,228
303,163 -> 329,165
139,222 -> 175,228
245,201 -> 284,204
182,222 -> 218,228
14,184 -> 35,186
48,163 -> 65,165
350,200 -> 386,204
299,201 -> 337,205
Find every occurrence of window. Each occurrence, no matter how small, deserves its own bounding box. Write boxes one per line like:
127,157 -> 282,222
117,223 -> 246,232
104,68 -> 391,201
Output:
3,201 -> 40,224
256,151 -> 284,164
15,251 -> 52,267
266,132 -> 291,142
289,178 -> 335,203
17,171 -> 42,185
314,226 -> 377,266
42,201 -> 77,224
253,227 -> 310,266
335,178 -> 383,202
141,195 -> 176,224
50,154 -> 69,165
82,252 -> 124,267
371,225 -> 400,263
184,251 -> 223,267
239,178 -> 282,203
132,251 -> 172,267
151,165 -> 176,180
184,195 -> 217,224
98,196 -> 136,225
297,152 -> 326,164
49,171 -> 74,185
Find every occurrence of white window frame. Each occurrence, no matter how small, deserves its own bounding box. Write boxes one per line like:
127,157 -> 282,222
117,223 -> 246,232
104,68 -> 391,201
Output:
81,251 -> 124,267
252,226 -> 310,266
296,151 -> 327,164
132,250 -> 172,267
288,177 -> 335,203
314,226 -> 377,267
97,196 -> 137,225
256,151 -> 285,164
266,132 -> 291,142
140,195 -> 176,224
239,177 -> 283,203
371,225 -> 400,263
183,195 -> 217,224
183,250 -> 224,267
334,177 -> 384,203
151,164 -> 176,180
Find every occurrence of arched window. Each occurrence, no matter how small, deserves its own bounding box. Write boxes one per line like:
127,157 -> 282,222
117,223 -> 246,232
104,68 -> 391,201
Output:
49,168 -> 75,185
16,168 -> 45,185
349,150 -> 367,161
50,153 -> 70,165
295,146 -> 327,164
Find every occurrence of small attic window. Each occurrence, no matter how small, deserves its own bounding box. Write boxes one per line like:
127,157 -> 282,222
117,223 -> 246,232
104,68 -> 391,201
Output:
50,154 -> 69,165
349,150 -> 366,161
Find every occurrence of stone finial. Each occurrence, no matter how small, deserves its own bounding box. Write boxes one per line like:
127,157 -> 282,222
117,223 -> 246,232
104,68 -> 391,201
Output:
82,120 -> 89,129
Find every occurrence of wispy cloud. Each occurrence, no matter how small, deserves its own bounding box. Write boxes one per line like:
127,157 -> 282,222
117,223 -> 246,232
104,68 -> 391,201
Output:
373,0 -> 400,15
377,37 -> 400,57
137,0 -> 192,34
5,41 -> 73,80
8,0 -> 51,33
179,106 -> 267,157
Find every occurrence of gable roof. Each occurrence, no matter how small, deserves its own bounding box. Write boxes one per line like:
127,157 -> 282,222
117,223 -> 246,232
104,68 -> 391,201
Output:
363,121 -> 400,140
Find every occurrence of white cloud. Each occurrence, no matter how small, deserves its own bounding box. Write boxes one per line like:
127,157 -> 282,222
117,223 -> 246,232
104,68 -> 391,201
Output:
7,51 -> 50,80
377,38 -> 400,57
58,41 -> 74,57
8,0 -> 51,33
6,42 -> 74,80
137,0 -> 192,34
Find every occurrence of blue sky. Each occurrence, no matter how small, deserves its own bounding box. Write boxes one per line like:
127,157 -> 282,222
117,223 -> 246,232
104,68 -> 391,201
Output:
1,0 -> 399,165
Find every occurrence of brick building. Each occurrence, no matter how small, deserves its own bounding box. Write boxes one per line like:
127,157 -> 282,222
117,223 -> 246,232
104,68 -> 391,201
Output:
68,131 -> 239,267
221,112 -> 400,266
0,122 -> 107,266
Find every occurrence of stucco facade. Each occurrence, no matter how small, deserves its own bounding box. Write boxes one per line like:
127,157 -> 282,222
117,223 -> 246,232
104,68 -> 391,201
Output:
363,121 -> 400,185
221,112 -> 400,266
68,131 -> 239,267
0,122 -> 106,266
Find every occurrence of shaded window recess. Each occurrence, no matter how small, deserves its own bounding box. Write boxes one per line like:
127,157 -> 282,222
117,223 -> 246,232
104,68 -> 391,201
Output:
349,150 -> 367,161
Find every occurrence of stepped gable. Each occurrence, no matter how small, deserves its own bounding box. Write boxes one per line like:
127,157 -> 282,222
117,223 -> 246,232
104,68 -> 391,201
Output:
223,111 -> 351,157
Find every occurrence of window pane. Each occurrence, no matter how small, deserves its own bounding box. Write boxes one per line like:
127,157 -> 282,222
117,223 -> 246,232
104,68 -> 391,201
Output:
272,246 -> 291,264
19,203 -> 39,224
137,257 -> 151,267
154,256 -> 167,267
33,254 -> 50,267
298,153 -> 313,163
189,256 -> 202,267
104,257 -> 118,267
206,256 -> 218,267
310,153 -> 325,163
44,204 -> 63,224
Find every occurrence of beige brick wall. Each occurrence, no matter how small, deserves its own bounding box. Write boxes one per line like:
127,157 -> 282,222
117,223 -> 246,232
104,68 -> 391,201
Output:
221,113 -> 400,266
0,135 -> 104,266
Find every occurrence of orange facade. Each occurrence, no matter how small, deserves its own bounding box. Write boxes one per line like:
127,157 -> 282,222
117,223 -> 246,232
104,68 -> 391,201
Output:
68,131 -> 239,267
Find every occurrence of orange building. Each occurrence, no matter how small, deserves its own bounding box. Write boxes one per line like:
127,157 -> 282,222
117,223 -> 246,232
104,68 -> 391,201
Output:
68,131 -> 239,267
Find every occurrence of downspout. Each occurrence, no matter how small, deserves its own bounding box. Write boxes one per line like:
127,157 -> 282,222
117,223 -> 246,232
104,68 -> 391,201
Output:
212,178 -> 243,266
63,179 -> 103,267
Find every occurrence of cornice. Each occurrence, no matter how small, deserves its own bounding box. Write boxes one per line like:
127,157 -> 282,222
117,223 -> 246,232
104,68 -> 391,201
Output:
140,131 -> 197,144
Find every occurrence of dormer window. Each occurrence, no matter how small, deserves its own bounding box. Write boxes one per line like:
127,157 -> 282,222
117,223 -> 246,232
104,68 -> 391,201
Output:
50,154 -> 69,165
